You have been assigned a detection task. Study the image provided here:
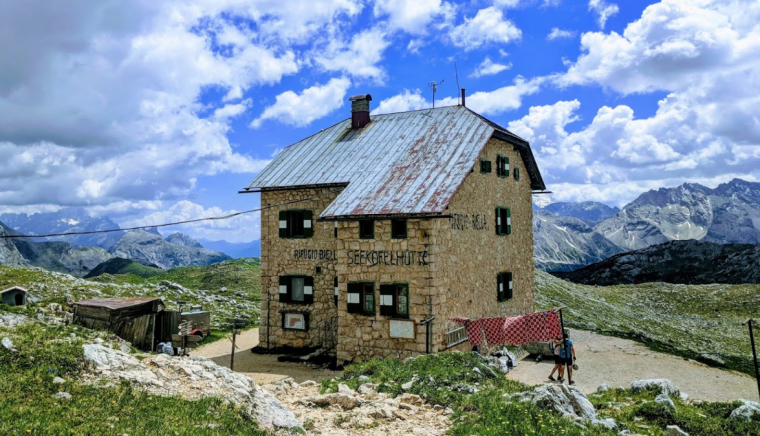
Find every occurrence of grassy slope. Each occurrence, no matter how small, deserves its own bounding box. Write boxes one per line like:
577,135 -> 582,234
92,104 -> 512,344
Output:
535,271 -> 760,375
0,258 -> 262,329
326,353 -> 760,436
83,257 -> 164,279
0,315 -> 267,436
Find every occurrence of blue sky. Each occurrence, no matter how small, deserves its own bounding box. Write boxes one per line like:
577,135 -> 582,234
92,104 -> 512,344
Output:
1,0 -> 758,242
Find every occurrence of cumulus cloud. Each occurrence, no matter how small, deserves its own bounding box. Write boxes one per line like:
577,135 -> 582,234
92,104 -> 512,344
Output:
547,27 -> 576,40
469,57 -> 512,78
588,0 -> 619,29
312,28 -> 390,82
373,0 -> 454,34
372,89 -> 431,115
439,76 -> 543,115
450,7 -> 522,49
122,200 -> 261,243
250,77 -> 351,128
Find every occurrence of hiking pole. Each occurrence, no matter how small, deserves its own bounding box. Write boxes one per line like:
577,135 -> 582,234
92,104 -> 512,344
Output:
742,318 -> 760,401
559,308 -> 572,385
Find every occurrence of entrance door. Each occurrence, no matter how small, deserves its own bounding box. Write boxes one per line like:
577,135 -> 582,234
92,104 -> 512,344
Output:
14,293 -> 23,306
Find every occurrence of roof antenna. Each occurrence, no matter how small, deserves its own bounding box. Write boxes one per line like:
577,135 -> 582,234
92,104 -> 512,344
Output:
455,63 -> 461,105
428,79 -> 444,109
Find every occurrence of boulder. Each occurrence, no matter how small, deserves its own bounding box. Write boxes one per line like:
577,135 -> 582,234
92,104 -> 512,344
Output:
338,383 -> 356,395
631,379 -> 679,396
597,384 -> 610,392
666,425 -> 689,436
729,399 -> 760,421
52,377 -> 66,384
53,392 -> 72,400
2,337 -> 13,350
655,393 -> 677,412
511,384 -> 596,421
304,393 -> 363,410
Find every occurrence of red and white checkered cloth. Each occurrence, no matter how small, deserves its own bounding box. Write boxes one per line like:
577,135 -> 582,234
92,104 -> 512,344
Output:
451,309 -> 562,347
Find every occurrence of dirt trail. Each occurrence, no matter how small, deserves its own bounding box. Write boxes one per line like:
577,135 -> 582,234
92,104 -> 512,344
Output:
506,329 -> 757,402
191,328 -> 340,385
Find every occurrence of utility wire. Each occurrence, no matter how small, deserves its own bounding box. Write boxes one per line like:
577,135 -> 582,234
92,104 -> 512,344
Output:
0,189 -> 343,240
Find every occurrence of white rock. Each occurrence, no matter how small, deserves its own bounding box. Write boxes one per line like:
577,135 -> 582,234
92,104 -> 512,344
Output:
655,393 -> 677,412
300,380 -> 318,387
52,377 -> 66,384
666,425 -> 689,436
338,383 -> 355,395
2,337 -> 13,350
729,399 -> 760,421
591,418 -> 616,429
53,392 -> 72,400
512,384 -> 597,421
597,384 -> 610,392
631,379 -> 679,396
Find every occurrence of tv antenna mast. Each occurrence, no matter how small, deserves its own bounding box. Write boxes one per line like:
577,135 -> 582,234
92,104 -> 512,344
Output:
428,79 -> 444,108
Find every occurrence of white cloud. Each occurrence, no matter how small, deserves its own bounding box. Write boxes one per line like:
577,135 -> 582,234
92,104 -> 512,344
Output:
547,27 -> 576,40
373,89 -> 430,115
312,28 -> 390,82
588,0 -> 619,29
439,76 -> 542,115
450,7 -> 522,50
373,0 -> 452,34
250,77 -> 351,128
469,57 -> 512,78
122,200 -> 261,243
494,0 -> 561,8
213,99 -> 252,120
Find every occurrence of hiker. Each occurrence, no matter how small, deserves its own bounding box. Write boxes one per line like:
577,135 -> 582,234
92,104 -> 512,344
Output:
556,331 -> 576,384
547,336 -> 563,382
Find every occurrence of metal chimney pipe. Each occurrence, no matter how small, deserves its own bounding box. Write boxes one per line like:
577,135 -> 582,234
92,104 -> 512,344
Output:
461,88 -> 466,107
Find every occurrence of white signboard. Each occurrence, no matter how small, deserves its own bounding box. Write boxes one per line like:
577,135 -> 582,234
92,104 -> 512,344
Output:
283,313 -> 306,330
389,320 -> 415,339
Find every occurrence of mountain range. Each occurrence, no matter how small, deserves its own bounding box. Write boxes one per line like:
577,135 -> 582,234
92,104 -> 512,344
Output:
534,178 -> 760,271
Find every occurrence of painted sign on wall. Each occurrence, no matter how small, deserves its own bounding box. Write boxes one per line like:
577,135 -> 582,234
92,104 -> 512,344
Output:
292,249 -> 338,260
347,250 -> 429,266
449,213 -> 488,231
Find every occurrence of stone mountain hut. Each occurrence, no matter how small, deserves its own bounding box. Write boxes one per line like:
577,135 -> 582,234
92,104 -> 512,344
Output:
241,93 -> 546,364
1,286 -> 28,306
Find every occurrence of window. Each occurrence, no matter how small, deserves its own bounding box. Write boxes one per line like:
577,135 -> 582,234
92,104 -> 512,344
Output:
380,283 -> 409,318
334,277 -> 339,306
479,159 -> 492,173
278,210 -> 313,238
495,207 -> 512,235
359,220 -> 374,239
347,282 -> 375,315
391,219 -> 407,239
514,167 -> 520,181
497,272 -> 513,301
279,276 -> 314,304
334,221 -> 338,238
496,155 -> 510,178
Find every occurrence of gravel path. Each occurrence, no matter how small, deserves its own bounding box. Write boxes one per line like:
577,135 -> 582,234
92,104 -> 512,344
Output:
506,329 -> 757,402
191,328 -> 340,385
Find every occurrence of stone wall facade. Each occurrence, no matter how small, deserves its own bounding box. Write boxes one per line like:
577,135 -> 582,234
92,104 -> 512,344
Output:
257,137 -> 536,363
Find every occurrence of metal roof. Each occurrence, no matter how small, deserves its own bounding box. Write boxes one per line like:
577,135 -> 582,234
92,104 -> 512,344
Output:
74,297 -> 162,311
1,286 -> 27,295
245,105 -> 545,218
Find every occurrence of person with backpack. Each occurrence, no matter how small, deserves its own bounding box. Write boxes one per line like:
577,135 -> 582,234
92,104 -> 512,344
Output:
547,336 -> 564,382
556,330 -> 576,384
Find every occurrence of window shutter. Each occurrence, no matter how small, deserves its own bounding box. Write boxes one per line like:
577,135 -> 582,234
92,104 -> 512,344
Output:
514,167 -> 520,181
507,272 -> 513,299
505,157 -> 510,177
303,210 -> 313,238
497,273 -> 504,301
495,207 -> 501,235
334,277 -> 339,306
303,276 -> 314,304
279,276 -> 290,303
379,285 -> 394,316
496,154 -> 503,177
506,208 -> 512,235
486,160 -> 492,173
347,283 -> 361,314
279,211 -> 288,238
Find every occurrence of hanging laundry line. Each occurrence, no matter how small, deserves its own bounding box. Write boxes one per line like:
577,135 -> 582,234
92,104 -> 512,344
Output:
450,308 -> 563,347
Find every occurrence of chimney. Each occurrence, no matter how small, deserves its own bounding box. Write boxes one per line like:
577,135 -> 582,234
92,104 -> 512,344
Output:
461,88 -> 466,107
349,94 -> 372,129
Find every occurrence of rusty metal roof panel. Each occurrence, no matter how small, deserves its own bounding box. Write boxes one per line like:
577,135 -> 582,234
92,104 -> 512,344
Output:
74,297 -> 162,311
246,105 -> 543,217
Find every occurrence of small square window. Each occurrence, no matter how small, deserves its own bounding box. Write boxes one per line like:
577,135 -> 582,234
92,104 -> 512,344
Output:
479,159 -> 492,173
359,220 -> 374,239
380,283 -> 409,318
315,266 -> 322,274
279,210 -> 313,238
278,276 -> 314,304
347,282 -> 375,316
391,219 -> 407,239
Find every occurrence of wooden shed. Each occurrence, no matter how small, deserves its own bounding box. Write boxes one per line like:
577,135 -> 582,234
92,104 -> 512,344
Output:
73,297 -> 165,351
1,286 -> 28,306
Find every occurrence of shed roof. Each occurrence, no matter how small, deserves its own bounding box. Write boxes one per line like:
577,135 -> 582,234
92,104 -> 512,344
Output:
74,297 -> 162,311
244,105 -> 545,218
1,286 -> 27,295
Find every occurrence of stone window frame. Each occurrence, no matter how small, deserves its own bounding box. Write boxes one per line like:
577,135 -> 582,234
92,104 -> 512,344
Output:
359,220 -> 374,239
279,275 -> 314,305
279,209 -> 313,238
479,158 -> 492,174
495,207 -> 512,235
347,281 -> 375,316
497,271 -> 513,302
391,219 -> 407,239
496,154 -> 510,178
379,282 -> 409,319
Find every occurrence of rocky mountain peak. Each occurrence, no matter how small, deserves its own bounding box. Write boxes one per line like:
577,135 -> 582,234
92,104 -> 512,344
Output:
166,232 -> 203,248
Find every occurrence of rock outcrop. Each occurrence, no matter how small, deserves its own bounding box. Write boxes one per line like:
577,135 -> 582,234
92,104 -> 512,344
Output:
82,343 -> 302,432
109,230 -> 231,270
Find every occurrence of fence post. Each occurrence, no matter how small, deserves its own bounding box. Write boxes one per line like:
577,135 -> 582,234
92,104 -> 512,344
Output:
743,319 -> 760,401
